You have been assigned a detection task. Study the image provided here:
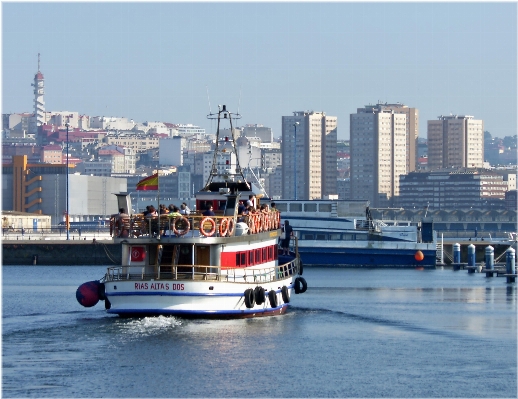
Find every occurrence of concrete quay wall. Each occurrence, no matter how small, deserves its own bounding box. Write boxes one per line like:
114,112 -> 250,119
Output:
2,240 -> 122,266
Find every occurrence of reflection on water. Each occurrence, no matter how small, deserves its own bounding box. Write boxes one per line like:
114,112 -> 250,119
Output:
2,266 -> 516,398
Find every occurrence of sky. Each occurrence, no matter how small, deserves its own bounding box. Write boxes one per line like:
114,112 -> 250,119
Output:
2,1 -> 516,140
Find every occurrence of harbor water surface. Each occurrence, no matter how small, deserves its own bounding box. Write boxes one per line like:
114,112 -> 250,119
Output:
2,266 -> 517,398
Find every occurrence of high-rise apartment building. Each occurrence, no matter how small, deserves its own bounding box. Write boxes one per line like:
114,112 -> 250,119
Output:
427,115 -> 484,170
281,111 -> 337,200
350,104 -> 411,207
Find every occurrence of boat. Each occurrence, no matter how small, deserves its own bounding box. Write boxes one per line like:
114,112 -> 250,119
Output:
76,105 -> 307,317
268,200 -> 439,268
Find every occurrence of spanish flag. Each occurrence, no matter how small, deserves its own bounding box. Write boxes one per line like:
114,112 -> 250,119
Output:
136,173 -> 159,191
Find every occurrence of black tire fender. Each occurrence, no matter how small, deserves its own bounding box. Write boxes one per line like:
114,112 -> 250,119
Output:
254,286 -> 265,305
281,285 -> 290,303
268,289 -> 278,308
294,277 -> 308,294
244,288 -> 255,308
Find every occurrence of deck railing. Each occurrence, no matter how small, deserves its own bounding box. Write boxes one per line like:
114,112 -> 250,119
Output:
105,258 -> 298,284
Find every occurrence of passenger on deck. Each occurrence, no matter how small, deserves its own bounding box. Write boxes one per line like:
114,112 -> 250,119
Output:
167,206 -> 181,218
281,220 -> 294,255
202,205 -> 216,217
246,194 -> 256,208
117,208 -> 130,238
180,203 -> 191,215
159,204 -> 169,215
238,201 -> 246,215
146,205 -> 158,217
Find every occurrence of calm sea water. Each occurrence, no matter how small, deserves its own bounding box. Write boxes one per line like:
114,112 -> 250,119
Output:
2,266 -> 517,398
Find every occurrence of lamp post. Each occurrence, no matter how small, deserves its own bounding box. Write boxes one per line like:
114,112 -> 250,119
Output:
65,120 -> 70,240
293,122 -> 299,200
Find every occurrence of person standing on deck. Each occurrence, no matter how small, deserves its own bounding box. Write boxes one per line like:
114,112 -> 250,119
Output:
281,220 -> 294,255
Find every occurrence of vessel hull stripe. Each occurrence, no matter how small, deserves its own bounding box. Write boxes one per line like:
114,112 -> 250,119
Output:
106,304 -> 288,316
107,287 -> 289,298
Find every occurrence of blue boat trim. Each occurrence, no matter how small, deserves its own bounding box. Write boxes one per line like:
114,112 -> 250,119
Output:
106,304 -> 288,315
106,286 -> 290,298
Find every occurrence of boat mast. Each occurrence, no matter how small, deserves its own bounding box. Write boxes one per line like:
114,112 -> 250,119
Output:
203,105 -> 249,190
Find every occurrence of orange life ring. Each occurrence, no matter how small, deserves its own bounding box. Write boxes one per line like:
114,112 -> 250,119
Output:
246,215 -> 255,234
173,216 -> 190,236
227,218 -> 235,236
200,217 -> 216,237
255,214 -> 262,233
219,218 -> 229,236
265,213 -> 271,230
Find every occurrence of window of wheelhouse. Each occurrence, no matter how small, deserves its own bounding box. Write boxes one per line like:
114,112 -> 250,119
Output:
235,252 -> 247,267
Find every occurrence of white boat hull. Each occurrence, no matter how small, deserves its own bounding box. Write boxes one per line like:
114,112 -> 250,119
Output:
105,277 -> 296,317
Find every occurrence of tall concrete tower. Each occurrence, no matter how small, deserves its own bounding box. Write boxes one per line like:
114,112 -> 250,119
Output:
281,111 -> 337,200
350,104 -> 409,207
30,53 -> 45,134
427,115 -> 484,170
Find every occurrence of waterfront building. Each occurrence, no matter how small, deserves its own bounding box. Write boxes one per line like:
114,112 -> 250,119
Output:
3,113 -> 34,138
397,169 -> 508,210
98,145 -> 136,174
2,155 -> 124,224
89,116 -> 136,131
350,103 -> 410,207
281,111 -> 337,200
427,115 -> 484,170
41,144 -> 63,164
242,124 -> 273,143
159,137 -> 185,167
105,134 -> 160,153
76,161 -> 112,177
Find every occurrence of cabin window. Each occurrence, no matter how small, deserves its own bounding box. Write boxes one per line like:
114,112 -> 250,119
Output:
329,234 -> 341,240
262,247 -> 267,261
289,203 -> 302,212
304,203 -> 317,212
249,251 -> 254,265
276,203 -> 288,212
343,234 -> 355,240
319,204 -> 332,212
255,249 -> 261,263
302,234 -> 314,240
235,252 -> 248,267
316,234 -> 327,240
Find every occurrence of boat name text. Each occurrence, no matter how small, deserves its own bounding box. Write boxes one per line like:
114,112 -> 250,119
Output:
134,283 -> 185,291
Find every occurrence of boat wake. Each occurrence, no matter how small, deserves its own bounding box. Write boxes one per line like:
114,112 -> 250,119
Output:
115,315 -> 183,336
291,306 -> 475,340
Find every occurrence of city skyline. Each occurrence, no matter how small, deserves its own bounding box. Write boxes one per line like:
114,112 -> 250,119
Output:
2,2 -> 516,140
